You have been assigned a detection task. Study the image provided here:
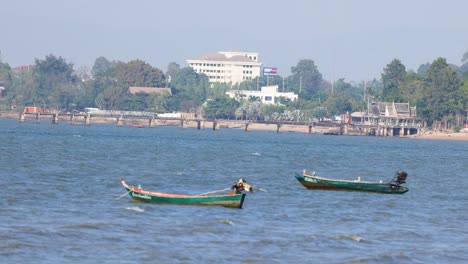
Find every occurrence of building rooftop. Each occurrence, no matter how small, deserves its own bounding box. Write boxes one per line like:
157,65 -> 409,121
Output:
191,53 -> 256,63
369,102 -> 416,118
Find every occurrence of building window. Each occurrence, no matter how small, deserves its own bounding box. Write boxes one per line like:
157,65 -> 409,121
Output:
265,96 -> 272,101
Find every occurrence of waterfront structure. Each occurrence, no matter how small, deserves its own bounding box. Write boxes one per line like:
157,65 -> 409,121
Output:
368,102 -> 417,118
226,85 -> 298,105
187,51 -> 262,84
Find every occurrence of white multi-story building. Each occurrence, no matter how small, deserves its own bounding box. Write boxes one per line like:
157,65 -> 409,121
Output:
187,51 -> 262,84
226,85 -> 298,105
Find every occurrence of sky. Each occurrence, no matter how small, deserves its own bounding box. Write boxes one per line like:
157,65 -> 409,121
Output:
1,0 -> 467,83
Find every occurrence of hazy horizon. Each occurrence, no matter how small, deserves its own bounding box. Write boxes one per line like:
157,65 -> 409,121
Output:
2,0 -> 467,82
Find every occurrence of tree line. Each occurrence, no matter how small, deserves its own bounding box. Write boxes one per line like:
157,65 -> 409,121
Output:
0,52 -> 467,128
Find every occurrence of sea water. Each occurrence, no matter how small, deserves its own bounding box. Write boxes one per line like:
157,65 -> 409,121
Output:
0,119 -> 467,263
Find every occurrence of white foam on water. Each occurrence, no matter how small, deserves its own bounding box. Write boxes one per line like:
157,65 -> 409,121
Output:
124,206 -> 145,212
335,235 -> 365,242
219,219 -> 234,225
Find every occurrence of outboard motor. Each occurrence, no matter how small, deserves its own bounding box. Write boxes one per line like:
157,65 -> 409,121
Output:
391,170 -> 407,185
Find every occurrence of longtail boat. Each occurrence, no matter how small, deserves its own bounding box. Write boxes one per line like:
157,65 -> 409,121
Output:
294,169 -> 408,194
119,178 -> 247,208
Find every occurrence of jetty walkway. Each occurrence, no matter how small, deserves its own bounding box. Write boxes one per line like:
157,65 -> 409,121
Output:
11,110 -> 422,137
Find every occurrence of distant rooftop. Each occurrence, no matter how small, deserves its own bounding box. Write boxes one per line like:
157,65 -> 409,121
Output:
190,51 -> 259,63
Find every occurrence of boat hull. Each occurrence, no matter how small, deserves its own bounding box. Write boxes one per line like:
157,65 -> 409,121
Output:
294,173 -> 408,194
120,179 -> 245,208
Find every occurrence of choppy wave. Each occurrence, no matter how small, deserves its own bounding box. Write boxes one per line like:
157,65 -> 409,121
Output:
217,219 -> 234,225
124,206 -> 145,212
62,224 -> 103,230
1,119 -> 467,263
334,234 -> 366,242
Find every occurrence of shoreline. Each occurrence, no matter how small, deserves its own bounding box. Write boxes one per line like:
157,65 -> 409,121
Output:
1,111 -> 467,141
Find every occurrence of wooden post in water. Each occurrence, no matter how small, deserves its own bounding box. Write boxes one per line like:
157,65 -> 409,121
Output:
85,113 -> 91,126
196,120 -> 201,130
276,123 -> 281,133
117,116 -> 124,127
19,113 -> 25,123
70,114 -> 74,124
244,122 -> 249,132
36,113 -> 40,123
52,113 -> 59,124
308,125 -> 312,134
180,119 -> 185,128
149,117 -> 156,128
212,120 -> 218,130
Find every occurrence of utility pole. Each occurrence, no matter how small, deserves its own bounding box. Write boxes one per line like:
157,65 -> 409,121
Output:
282,77 -> 285,92
331,79 -> 334,95
299,75 -> 302,94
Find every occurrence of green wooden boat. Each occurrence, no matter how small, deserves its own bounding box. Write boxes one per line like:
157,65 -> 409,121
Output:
120,178 -> 246,208
294,169 -> 408,194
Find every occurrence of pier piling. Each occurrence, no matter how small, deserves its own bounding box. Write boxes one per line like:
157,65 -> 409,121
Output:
52,114 -> 59,124
149,117 -> 156,128
117,116 -> 124,127
85,113 -> 91,126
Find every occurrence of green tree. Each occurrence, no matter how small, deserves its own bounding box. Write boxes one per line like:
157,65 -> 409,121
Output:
0,61 -> 13,110
462,51 -> 468,64
422,58 -> 463,124
166,62 -> 180,82
94,60 -> 166,110
0,61 -> 12,87
261,104 -> 285,121
417,63 -> 431,75
381,59 -> 406,102
115,60 -> 166,88
170,67 -> 210,111
209,82 -> 232,99
92,56 -> 115,77
203,97 -> 239,119
455,81 -> 468,122
95,82 -> 128,110
288,59 -> 323,96
235,100 -> 263,120
119,92 -> 149,111
401,71 -> 425,106
33,54 -> 78,110
323,93 -> 353,116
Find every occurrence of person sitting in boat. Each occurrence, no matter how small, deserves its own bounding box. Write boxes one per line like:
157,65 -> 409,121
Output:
232,178 -> 253,194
